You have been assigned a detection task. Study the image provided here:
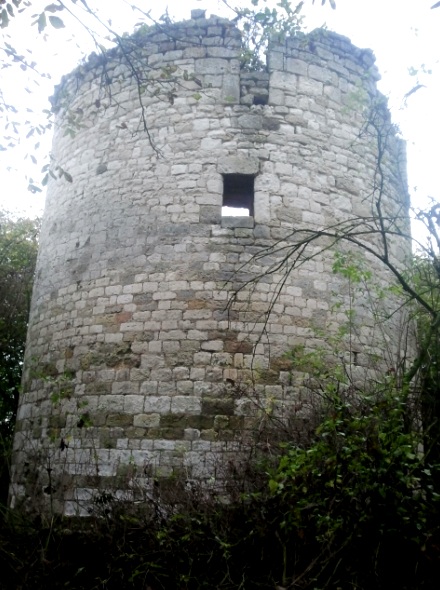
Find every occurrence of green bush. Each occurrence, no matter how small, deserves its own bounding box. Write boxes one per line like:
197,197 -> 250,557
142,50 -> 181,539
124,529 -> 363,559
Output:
2,387 -> 440,589
269,388 -> 440,588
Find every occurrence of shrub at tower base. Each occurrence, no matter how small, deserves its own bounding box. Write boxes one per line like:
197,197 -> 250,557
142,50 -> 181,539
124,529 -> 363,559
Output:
2,378 -> 440,589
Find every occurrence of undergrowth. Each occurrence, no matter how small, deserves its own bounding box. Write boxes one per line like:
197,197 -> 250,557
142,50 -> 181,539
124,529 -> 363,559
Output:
1,387 -> 440,589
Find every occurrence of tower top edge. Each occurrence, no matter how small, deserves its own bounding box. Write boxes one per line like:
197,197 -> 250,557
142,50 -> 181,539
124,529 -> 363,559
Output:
51,10 -> 378,106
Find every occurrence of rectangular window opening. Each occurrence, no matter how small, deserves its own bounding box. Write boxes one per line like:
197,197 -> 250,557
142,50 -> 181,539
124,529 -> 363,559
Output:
222,174 -> 255,217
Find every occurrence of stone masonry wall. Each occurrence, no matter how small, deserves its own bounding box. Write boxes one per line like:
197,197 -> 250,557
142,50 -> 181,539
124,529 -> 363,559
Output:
10,10 -> 410,514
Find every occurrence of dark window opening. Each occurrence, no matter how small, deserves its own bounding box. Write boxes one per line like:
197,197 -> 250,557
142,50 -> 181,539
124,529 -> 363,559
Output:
253,95 -> 268,106
222,174 -> 254,217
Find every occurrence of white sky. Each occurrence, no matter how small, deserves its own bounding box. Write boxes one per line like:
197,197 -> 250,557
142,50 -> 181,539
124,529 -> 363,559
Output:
0,0 -> 439,218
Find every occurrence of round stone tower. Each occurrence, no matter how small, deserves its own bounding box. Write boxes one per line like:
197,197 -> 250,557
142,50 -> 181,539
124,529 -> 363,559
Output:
10,10 -> 410,514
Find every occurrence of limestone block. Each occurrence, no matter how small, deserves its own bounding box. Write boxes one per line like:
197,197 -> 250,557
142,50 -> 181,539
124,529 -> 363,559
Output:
268,87 -> 285,106
195,58 -> 231,74
98,395 -> 125,412
184,428 -> 200,440
133,413 -> 160,428
298,77 -> 323,96
267,49 -> 284,71
144,396 -> 171,414
171,396 -> 201,414
270,70 -> 297,91
123,395 -> 145,414
286,58 -> 308,76
191,9 -> 206,19
218,154 -> 260,175
183,47 -> 207,59
153,439 -> 191,451
221,217 -> 254,229
237,114 -> 263,130
201,340 -> 224,352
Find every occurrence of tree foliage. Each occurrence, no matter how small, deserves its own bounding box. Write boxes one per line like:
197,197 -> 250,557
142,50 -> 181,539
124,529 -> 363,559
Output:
270,391 -> 439,588
0,212 -> 39,502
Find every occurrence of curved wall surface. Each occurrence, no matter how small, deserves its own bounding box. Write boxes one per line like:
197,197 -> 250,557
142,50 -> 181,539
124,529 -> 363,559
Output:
10,10 -> 410,514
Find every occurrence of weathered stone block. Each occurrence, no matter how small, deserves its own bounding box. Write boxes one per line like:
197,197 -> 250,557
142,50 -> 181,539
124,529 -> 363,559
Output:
202,399 -> 235,416
200,429 -> 218,441
144,396 -> 171,414
106,414 -> 133,427
221,216 -> 254,229
171,396 -> 201,414
123,395 -> 145,414
195,58 -> 231,74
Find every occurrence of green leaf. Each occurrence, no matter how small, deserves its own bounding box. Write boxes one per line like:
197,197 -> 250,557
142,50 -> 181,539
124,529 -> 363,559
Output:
0,9 -> 9,28
45,3 -> 63,12
37,11 -> 46,33
28,183 -> 42,193
48,15 -> 65,29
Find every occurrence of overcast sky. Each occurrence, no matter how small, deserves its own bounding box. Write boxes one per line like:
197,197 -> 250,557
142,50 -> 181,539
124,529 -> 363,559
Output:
0,0 -> 439,218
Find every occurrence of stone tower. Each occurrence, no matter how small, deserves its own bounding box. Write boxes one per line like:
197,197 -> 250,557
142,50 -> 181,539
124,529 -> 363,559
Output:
10,10 -> 410,514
